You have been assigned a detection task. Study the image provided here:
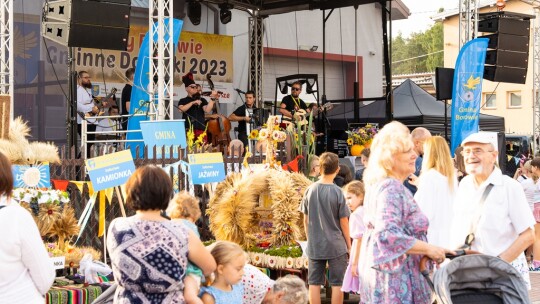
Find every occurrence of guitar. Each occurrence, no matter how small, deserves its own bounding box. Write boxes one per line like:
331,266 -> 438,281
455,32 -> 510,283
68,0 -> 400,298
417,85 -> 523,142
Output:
87,88 -> 118,117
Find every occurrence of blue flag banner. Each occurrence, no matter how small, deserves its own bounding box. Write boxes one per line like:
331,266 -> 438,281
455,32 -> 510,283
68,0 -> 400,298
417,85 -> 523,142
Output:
450,38 -> 489,156
126,18 -> 184,158
12,163 -> 51,189
140,120 -> 187,158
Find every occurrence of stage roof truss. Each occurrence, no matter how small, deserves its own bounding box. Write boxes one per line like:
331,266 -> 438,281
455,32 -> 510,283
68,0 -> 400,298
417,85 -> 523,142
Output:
200,0 -> 386,16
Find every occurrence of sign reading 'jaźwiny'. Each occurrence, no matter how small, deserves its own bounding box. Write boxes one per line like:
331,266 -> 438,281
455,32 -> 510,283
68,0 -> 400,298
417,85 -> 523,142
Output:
187,153 -> 225,184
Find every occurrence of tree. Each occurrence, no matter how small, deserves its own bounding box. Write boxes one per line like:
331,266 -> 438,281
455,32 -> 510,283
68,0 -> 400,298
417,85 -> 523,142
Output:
392,22 -> 443,74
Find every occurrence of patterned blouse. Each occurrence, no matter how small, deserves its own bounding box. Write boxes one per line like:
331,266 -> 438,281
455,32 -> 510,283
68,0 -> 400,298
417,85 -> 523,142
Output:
107,217 -> 190,304
358,178 -> 432,303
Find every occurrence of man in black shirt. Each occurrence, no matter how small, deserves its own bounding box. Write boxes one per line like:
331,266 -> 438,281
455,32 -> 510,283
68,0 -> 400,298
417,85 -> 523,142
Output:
177,73 -> 216,140
279,81 -> 307,121
229,90 -> 256,148
120,67 -> 134,133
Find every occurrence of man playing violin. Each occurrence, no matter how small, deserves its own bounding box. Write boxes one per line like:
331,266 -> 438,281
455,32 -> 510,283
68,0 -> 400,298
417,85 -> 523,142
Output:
279,81 -> 308,121
228,90 -> 256,148
177,73 -> 217,141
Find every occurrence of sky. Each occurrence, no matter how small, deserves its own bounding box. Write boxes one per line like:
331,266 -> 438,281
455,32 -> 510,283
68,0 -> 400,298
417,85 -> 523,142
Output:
394,0 -> 461,37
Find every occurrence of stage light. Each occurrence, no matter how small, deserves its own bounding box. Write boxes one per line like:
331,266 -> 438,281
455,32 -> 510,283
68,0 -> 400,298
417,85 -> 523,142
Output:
219,3 -> 232,24
187,0 -> 201,25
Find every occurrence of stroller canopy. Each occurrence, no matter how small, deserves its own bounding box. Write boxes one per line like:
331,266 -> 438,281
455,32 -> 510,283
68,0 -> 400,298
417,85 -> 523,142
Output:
433,254 -> 530,304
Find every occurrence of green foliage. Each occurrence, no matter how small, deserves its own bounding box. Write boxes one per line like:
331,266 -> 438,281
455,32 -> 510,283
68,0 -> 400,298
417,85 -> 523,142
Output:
248,244 -> 303,258
392,22 -> 443,74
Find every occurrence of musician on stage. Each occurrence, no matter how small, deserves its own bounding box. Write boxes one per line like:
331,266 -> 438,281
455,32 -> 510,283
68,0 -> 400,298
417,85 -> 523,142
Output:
228,90 -> 256,148
279,81 -> 308,121
120,67 -> 134,132
77,71 -> 104,156
177,73 -> 217,140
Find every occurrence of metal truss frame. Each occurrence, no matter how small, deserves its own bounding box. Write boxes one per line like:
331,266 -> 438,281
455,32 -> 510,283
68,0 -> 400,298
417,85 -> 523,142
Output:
248,15 -> 264,108
0,0 -> 12,120
458,0 -> 479,49
533,6 -> 540,152
149,0 -> 175,120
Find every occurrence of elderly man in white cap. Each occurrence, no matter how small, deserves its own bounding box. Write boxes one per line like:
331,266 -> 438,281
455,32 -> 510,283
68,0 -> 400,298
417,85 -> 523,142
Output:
451,132 -> 535,288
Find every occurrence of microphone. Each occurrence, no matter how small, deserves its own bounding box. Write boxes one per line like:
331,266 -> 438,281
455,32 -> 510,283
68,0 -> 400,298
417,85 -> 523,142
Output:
234,88 -> 246,94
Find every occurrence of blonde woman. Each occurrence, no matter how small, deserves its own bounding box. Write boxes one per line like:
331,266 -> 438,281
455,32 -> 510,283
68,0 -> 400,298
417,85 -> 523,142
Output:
414,136 -> 458,248
358,121 -> 453,303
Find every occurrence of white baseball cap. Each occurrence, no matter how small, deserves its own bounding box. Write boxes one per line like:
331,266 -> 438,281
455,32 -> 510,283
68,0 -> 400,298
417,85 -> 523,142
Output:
461,132 -> 498,152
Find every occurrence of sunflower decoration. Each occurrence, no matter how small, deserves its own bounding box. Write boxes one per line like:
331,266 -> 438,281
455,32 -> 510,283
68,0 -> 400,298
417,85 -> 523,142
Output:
249,129 -> 259,140
258,129 -> 269,141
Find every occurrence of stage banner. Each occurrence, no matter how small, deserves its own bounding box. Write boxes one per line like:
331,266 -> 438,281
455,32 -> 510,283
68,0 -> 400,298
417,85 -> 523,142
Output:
65,27 -> 234,101
140,120 -> 187,158
187,153 -> 225,184
12,163 -> 51,188
85,150 -> 135,192
450,38 -> 489,156
126,18 -> 184,158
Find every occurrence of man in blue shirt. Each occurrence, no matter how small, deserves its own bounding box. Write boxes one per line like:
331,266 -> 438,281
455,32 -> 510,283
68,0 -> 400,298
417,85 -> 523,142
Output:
404,127 -> 431,194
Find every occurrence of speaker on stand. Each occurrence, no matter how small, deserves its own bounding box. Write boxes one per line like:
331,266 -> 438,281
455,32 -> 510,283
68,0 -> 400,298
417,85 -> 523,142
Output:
479,11 -> 533,84
435,67 -> 455,141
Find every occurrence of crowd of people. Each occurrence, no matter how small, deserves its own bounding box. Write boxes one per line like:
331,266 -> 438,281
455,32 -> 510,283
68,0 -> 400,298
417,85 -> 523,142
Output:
301,121 -> 536,303
2,116 -> 539,303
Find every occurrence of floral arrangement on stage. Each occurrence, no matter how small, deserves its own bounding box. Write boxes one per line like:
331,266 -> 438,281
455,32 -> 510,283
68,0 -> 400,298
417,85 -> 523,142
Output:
254,116 -> 287,166
346,124 -> 378,147
186,124 -> 212,153
346,124 -> 378,146
284,110 -> 316,175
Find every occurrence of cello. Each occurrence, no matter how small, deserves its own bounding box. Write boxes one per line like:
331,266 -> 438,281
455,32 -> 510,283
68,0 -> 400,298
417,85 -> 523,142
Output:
205,74 -> 231,151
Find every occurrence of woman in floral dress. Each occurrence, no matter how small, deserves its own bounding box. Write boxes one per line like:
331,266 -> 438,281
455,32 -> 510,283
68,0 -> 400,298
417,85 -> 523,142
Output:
358,121 -> 454,303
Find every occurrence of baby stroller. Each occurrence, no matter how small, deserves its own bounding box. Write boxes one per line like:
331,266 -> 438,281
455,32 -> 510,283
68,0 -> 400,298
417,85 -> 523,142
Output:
420,250 -> 530,304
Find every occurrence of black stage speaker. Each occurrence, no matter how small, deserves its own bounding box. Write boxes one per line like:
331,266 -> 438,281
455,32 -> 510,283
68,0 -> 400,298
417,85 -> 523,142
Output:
435,67 -> 454,100
69,0 -> 131,50
479,12 -> 532,84
43,0 -> 131,51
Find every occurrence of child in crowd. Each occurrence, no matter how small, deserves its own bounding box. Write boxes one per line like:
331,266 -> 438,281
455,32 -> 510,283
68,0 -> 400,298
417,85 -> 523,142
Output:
341,181 -> 366,294
307,155 -> 320,182
355,148 -> 370,180
299,152 -> 351,304
201,241 -> 246,304
264,275 -> 308,304
168,191 -> 204,304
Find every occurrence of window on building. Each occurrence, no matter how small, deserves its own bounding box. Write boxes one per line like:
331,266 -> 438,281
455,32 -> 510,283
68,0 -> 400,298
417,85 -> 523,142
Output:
483,93 -> 496,109
508,92 -> 522,108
